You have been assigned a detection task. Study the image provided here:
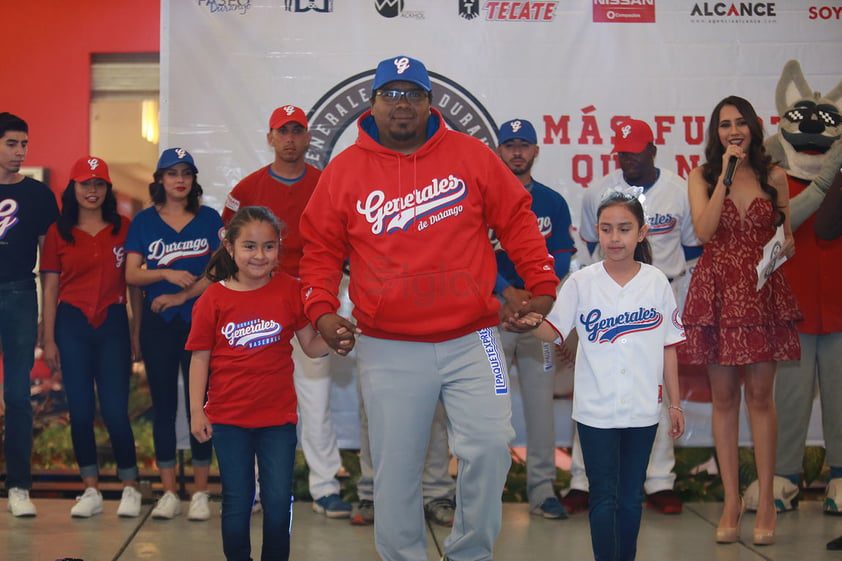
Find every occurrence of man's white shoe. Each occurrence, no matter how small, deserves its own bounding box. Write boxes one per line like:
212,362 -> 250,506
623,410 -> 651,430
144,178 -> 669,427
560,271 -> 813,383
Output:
188,491 -> 211,521
70,487 -> 103,518
117,486 -> 143,518
151,491 -> 182,519
7,488 -> 37,517
825,477 -> 842,513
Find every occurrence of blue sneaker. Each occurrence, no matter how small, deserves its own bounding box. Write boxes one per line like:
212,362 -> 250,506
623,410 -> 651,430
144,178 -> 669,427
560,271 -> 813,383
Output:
534,496 -> 569,519
312,494 -> 352,518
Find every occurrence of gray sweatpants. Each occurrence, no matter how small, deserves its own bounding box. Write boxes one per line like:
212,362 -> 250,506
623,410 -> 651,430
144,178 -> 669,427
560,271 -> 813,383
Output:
357,328 -> 515,561
357,397 -> 456,505
500,330 -> 558,511
775,331 -> 842,475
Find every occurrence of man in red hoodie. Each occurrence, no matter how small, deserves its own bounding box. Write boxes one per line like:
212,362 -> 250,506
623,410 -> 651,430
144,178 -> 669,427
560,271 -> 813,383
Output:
299,56 -> 558,561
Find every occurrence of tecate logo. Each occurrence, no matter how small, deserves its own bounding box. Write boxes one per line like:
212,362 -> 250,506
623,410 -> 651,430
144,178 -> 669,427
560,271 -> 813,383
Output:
485,1 -> 559,21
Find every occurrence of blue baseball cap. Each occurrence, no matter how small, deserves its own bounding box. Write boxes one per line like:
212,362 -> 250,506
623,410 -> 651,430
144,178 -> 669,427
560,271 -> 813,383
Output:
372,55 -> 432,93
156,147 -> 198,174
497,119 -> 538,145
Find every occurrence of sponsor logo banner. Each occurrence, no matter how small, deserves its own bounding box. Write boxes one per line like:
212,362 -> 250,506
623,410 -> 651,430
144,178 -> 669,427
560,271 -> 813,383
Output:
689,2 -> 777,23
285,0 -> 333,12
197,0 -> 252,15
485,1 -> 559,21
593,0 -> 655,23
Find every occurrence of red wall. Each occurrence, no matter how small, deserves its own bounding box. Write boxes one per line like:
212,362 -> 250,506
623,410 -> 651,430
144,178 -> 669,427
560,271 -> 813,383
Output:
1,1 -> 160,193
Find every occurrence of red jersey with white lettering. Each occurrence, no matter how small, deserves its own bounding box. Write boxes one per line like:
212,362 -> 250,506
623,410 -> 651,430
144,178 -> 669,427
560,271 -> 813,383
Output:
186,273 -> 308,428
40,216 -> 130,328
222,164 -> 321,277
299,108 -> 558,342
782,175 -> 842,334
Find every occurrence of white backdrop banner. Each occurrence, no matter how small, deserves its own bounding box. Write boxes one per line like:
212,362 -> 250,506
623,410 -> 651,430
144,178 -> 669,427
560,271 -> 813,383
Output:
161,0 -> 840,447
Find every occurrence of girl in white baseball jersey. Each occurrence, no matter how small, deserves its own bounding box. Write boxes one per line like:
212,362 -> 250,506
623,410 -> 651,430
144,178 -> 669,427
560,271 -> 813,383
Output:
187,206 -> 350,561
525,191 -> 685,561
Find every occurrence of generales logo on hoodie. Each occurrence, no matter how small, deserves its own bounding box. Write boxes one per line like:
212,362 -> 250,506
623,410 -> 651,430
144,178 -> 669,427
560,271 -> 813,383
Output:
356,174 -> 468,235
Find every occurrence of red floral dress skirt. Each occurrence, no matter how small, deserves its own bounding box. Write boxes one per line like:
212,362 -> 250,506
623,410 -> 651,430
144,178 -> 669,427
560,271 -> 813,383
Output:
680,198 -> 802,365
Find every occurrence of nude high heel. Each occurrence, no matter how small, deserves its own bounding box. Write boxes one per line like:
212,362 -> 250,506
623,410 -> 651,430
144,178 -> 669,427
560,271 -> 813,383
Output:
752,527 -> 776,546
716,497 -> 745,544
753,509 -> 777,546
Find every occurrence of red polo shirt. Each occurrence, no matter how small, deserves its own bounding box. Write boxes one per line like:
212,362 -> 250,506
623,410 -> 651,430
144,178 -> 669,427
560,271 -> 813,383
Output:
40,216 -> 130,328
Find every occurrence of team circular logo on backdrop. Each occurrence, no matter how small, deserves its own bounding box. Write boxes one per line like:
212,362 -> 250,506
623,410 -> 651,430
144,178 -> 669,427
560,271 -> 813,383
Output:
305,70 -> 499,169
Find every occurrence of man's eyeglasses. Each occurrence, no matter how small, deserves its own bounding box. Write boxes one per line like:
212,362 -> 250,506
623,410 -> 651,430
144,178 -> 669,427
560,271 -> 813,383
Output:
375,89 -> 430,104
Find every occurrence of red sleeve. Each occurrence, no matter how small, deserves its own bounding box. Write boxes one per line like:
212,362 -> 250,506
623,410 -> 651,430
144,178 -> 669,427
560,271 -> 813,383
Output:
479,147 -> 559,297
40,225 -> 61,273
289,277 -> 310,331
186,288 -> 218,351
222,181 -> 247,225
299,165 -> 348,324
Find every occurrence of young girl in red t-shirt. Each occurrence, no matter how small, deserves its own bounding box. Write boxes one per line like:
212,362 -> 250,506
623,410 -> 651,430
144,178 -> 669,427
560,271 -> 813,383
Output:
186,206 -> 352,561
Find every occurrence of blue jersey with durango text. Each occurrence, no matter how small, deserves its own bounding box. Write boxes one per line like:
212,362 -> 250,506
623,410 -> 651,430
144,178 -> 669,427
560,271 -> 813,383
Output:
125,205 -> 222,322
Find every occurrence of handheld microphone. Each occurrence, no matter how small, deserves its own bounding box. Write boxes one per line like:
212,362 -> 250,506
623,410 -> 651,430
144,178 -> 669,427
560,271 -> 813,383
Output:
723,155 -> 738,187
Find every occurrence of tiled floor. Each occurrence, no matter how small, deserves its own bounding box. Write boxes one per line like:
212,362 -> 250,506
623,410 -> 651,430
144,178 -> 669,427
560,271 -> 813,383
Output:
3,497 -> 841,560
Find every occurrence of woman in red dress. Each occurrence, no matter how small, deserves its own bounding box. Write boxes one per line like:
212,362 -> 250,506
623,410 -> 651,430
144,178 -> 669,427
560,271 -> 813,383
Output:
682,96 -> 801,546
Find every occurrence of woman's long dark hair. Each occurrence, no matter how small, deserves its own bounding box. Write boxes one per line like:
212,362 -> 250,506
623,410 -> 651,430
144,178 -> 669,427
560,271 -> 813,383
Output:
702,95 -> 784,226
597,192 -> 653,265
149,169 -> 203,214
206,206 -> 284,282
57,179 -> 122,243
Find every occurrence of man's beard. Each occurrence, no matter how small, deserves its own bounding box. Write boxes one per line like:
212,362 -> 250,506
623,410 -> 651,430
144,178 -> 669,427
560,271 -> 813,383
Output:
513,159 -> 534,177
389,125 -> 420,143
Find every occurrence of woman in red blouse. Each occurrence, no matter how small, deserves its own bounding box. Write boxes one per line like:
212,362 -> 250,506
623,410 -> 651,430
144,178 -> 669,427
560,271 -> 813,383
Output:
40,156 -> 143,518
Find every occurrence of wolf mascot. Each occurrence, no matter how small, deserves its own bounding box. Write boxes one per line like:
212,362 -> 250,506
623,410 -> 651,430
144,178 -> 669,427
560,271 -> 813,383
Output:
744,60 -> 842,514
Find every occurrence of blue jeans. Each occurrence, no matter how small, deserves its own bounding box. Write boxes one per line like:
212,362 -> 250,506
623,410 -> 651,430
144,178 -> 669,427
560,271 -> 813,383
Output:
0,280 -> 37,490
578,422 -> 658,561
213,423 -> 297,561
55,302 -> 138,481
139,303 -> 212,467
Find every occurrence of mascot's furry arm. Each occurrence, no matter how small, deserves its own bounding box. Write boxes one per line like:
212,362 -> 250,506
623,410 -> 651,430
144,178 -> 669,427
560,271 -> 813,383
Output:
791,140 -> 842,229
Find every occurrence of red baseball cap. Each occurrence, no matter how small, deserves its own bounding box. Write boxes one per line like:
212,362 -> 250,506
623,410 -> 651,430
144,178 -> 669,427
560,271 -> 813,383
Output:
71,156 -> 111,184
612,119 -> 654,154
269,105 -> 308,130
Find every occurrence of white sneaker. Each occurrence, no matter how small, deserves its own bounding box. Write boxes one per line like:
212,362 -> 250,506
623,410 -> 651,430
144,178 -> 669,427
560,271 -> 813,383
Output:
151,491 -> 182,519
188,491 -> 211,521
825,477 -> 842,513
70,487 -> 103,518
7,488 -> 37,517
744,475 -> 799,512
117,486 -> 142,518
